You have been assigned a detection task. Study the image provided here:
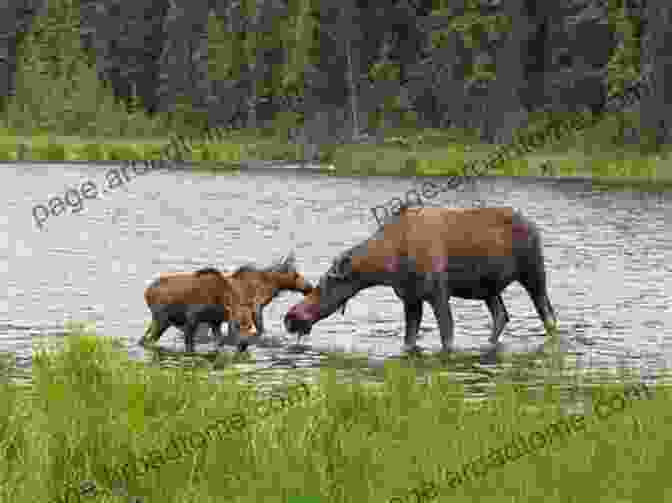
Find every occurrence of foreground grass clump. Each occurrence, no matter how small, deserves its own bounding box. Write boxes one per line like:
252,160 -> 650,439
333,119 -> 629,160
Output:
6,328 -> 670,502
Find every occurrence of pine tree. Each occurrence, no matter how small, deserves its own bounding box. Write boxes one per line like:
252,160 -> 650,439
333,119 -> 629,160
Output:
273,0 -> 315,140
605,0 -> 644,146
4,0 -> 160,137
207,10 -> 237,83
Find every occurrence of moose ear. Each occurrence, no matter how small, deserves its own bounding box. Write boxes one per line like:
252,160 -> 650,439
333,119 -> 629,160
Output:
284,250 -> 296,266
342,256 -> 353,275
326,254 -> 352,280
333,256 -> 353,278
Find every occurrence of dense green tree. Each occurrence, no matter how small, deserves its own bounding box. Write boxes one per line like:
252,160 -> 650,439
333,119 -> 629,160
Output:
0,0 -> 651,145
605,0 -> 644,146
269,0 -> 315,140
3,0 -> 161,137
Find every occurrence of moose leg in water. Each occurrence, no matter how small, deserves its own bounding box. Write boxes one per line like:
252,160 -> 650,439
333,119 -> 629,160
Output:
402,299 -> 423,352
143,306 -> 176,344
429,281 -> 455,352
163,317 -> 221,345
486,294 -> 510,344
515,248 -> 558,335
511,215 -> 558,335
254,305 -> 265,335
174,321 -> 222,343
211,322 -> 224,343
392,282 -> 424,352
525,284 -> 557,335
227,321 -> 250,352
182,317 -> 199,353
190,304 -> 229,344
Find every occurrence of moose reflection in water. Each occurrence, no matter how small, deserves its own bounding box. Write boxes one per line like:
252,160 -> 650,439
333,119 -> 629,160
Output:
284,206 -> 558,353
142,252 -> 313,352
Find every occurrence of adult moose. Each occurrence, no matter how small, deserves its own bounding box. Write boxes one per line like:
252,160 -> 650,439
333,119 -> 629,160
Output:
284,206 -> 558,352
142,252 -> 313,352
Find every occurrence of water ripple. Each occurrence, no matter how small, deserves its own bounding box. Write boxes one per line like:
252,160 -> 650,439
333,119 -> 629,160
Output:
2,165 -> 671,392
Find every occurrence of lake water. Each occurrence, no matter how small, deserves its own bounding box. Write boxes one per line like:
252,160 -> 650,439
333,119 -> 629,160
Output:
3,162 -> 671,396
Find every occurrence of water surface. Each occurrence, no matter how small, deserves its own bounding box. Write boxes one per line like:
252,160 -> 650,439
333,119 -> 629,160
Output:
3,163 -> 671,396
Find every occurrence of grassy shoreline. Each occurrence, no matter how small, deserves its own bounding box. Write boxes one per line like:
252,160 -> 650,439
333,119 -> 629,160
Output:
3,131 -> 670,190
5,330 -> 670,502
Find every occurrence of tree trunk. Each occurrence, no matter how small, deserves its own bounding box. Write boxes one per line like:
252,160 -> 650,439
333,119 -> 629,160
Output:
345,37 -> 360,140
245,0 -> 264,131
488,0 -> 537,145
639,0 -> 671,152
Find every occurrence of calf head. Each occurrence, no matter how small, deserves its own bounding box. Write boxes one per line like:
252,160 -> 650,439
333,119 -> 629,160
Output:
229,251 -> 314,327
198,274 -> 257,351
263,250 -> 314,297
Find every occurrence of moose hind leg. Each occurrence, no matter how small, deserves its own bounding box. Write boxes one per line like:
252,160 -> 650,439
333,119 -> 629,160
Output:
402,300 -> 423,352
429,295 -> 455,352
485,294 -> 510,344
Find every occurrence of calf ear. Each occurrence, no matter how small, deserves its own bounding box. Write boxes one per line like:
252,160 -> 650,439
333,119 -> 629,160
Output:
279,250 -> 296,271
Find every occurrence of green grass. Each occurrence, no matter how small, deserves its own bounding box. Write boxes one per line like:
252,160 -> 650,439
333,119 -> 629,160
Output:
302,128 -> 668,192
0,130 -> 307,170
325,128 -> 671,187
1,124 -> 671,189
4,327 -> 670,502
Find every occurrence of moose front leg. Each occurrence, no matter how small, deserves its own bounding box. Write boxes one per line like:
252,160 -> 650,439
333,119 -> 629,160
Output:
142,307 -> 174,345
182,321 -> 197,353
211,323 -> 224,344
226,320 -> 250,352
485,294 -> 510,344
254,305 -> 265,335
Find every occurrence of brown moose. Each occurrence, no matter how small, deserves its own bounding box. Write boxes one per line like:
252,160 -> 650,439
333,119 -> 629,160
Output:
142,252 -> 313,352
284,206 -> 558,352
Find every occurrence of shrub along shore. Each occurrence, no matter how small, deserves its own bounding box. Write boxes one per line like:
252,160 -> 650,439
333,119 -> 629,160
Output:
3,126 -> 671,189
2,328 -> 670,502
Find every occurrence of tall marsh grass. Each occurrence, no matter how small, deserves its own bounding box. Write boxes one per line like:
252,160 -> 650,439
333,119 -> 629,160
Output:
4,328 -> 669,502
0,129 -> 308,168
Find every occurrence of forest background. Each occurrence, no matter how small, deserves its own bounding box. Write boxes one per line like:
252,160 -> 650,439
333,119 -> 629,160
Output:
0,0 -> 666,171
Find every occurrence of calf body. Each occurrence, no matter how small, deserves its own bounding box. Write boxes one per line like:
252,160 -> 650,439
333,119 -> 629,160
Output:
284,206 -> 557,352
142,252 -> 313,352
152,303 -> 230,341
142,268 -> 256,352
